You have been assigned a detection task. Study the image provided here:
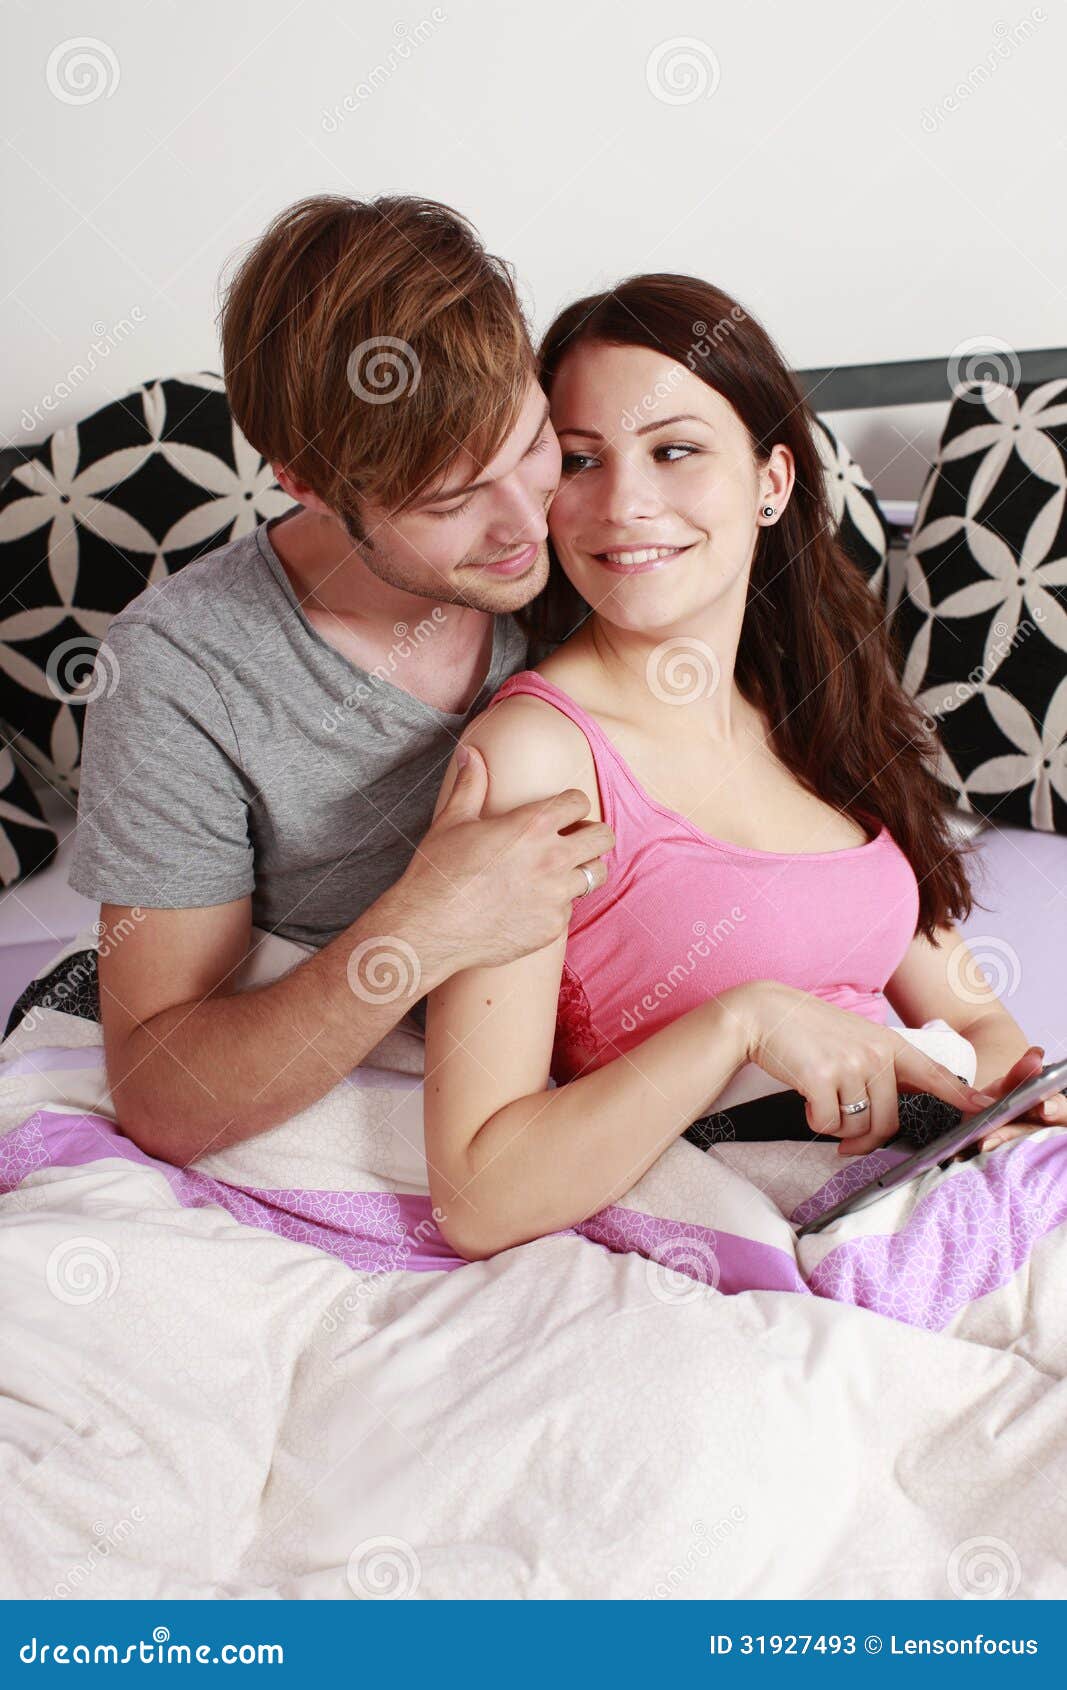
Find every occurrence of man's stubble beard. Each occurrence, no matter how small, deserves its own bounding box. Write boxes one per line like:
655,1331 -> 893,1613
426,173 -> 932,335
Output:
351,533 -> 552,616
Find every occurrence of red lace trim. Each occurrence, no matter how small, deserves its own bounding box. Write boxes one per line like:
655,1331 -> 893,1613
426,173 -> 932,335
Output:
552,962 -> 602,1084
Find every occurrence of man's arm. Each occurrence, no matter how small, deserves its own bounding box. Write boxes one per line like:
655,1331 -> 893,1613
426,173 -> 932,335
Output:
99,741 -> 616,1165
98,883 -> 456,1166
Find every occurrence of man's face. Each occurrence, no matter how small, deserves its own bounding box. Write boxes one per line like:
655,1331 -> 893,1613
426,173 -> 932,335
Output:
353,378 -> 562,613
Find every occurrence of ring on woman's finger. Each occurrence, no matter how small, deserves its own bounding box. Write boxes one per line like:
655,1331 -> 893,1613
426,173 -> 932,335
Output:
840,1097 -> 870,1117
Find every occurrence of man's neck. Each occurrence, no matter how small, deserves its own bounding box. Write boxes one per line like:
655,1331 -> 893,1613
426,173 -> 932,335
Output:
267,507 -> 403,620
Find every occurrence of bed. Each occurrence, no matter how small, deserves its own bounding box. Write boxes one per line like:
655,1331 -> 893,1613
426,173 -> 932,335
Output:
1,917 -> 1066,1599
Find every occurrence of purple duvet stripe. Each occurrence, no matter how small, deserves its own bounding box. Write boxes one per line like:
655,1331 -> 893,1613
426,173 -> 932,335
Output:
0,1109 -> 802,1292
578,1206 -> 806,1296
0,1111 -> 461,1274
2,1109 -> 1065,1330
809,1130 -> 1067,1326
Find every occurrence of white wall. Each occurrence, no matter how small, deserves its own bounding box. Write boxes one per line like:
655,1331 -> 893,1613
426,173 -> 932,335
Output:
3,0 -> 1062,498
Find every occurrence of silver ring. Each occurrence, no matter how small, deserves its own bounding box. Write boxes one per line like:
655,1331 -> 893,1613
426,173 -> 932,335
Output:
576,862 -> 596,897
840,1097 -> 871,1116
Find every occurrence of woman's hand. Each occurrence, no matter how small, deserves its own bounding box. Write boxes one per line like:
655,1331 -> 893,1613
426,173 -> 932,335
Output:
722,980 -> 998,1156
969,1045 -> 1067,1153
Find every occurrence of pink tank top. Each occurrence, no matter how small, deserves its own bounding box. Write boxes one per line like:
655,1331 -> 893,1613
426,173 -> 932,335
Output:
488,670 -> 920,1086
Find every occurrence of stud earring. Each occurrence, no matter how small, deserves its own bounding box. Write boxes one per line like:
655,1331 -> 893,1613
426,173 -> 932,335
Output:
761,504 -> 775,519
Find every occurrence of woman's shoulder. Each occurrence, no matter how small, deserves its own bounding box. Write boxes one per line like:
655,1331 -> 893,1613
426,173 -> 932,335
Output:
465,676 -> 592,769
460,672 -> 601,820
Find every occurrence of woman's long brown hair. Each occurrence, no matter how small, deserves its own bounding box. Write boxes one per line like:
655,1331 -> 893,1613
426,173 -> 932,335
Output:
522,273 -> 978,941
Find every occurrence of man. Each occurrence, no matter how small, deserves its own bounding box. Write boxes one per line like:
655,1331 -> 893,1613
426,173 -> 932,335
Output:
68,194 -> 614,1165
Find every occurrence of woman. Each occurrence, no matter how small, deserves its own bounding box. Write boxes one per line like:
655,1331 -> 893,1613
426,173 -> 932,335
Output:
422,273 -> 1064,1261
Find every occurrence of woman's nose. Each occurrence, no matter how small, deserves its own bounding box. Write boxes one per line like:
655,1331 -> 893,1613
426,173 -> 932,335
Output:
594,459 -> 664,525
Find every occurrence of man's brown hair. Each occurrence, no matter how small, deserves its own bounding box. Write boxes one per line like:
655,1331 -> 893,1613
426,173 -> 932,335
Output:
218,194 -> 535,541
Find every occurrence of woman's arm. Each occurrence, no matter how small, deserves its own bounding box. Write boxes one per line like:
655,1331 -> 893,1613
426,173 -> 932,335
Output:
885,925 -> 1067,1147
422,697 -> 753,1258
427,951 -> 751,1259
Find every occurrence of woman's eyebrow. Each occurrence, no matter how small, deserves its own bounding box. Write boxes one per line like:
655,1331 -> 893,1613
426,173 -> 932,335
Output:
556,413 -> 711,441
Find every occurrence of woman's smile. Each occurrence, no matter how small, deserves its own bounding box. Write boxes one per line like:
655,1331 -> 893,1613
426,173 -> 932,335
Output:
593,542 -> 696,574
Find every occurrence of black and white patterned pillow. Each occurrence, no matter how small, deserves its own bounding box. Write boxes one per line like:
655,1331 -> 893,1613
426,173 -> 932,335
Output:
0,741 -> 58,888
812,414 -> 891,598
893,379 -> 1067,834
5,941 -> 100,1039
0,373 -> 293,794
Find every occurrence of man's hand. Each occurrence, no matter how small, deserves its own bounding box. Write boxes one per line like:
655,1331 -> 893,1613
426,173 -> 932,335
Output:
971,1044 -> 1067,1152
400,742 -> 616,973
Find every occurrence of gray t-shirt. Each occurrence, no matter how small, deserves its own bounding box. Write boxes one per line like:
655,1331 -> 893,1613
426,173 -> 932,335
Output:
69,515 -> 530,968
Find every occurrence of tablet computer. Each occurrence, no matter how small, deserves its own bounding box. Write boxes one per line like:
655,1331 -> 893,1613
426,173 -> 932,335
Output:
794,1058 -> 1067,1239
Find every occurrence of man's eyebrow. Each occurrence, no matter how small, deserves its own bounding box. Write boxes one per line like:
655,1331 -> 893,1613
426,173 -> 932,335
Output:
557,413 -> 711,441
414,400 -> 552,508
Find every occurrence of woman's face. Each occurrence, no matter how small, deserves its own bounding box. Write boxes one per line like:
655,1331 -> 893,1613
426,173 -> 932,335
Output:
547,341 -> 790,634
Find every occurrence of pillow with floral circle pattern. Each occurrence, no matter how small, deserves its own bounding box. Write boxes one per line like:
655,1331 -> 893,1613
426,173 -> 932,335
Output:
0,741 -> 58,888
0,373 -> 293,794
892,378 -> 1067,833
812,413 -> 891,598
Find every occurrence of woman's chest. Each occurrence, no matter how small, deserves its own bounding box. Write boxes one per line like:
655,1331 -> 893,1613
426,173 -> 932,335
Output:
554,833 -> 919,1085
610,729 -> 873,854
